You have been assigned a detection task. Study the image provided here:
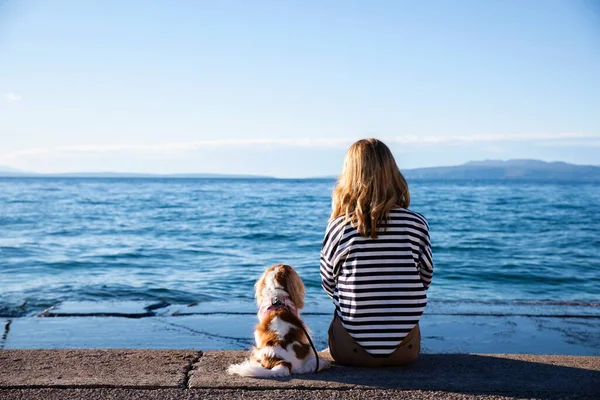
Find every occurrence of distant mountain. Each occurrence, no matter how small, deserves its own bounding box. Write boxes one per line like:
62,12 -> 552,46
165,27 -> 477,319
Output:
1,160 -> 599,181
403,159 -> 600,181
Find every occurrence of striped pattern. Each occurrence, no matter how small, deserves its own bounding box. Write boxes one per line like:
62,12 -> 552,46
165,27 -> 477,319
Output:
320,208 -> 433,357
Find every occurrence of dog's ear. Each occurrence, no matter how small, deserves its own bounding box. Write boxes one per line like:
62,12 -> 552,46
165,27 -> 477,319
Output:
281,265 -> 305,309
254,269 -> 268,305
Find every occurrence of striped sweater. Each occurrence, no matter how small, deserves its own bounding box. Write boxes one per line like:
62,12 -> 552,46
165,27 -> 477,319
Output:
320,208 -> 433,356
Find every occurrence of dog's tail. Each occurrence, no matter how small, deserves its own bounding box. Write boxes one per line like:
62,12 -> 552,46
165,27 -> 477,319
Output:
227,360 -> 291,378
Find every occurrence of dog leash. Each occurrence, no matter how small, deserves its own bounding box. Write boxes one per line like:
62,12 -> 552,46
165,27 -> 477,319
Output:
298,322 -> 319,373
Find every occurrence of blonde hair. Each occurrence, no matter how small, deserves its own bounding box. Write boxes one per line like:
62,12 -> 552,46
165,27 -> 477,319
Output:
331,138 -> 410,239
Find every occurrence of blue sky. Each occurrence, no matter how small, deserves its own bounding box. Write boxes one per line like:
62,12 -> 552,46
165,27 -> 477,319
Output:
1,0 -> 599,177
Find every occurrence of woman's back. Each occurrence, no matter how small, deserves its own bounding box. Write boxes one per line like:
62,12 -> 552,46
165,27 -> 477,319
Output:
321,207 -> 433,356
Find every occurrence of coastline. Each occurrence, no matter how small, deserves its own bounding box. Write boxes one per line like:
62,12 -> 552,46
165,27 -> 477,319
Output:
2,300 -> 599,356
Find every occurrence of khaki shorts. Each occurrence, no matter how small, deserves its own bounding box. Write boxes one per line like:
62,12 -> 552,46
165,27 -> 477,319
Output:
328,312 -> 421,367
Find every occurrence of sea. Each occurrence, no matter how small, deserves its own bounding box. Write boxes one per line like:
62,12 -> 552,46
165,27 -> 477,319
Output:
1,178 -> 599,353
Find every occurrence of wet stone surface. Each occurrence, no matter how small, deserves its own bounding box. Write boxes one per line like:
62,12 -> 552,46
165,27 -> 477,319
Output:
164,300 -> 333,317
38,301 -> 167,318
3,313 -> 599,356
4,317 -> 215,350
1,300 -> 599,355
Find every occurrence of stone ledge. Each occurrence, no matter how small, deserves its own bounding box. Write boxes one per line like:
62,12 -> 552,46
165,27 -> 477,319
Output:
0,349 -> 201,388
0,349 -> 599,398
0,388 -> 588,400
190,350 -> 600,396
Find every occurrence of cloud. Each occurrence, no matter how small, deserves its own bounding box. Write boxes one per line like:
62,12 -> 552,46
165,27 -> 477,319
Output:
538,140 -> 600,148
1,132 -> 598,161
389,132 -> 600,144
0,138 -> 353,160
5,93 -> 22,102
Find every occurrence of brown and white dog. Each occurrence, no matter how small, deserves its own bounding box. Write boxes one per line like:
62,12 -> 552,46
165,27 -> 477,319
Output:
227,264 -> 330,377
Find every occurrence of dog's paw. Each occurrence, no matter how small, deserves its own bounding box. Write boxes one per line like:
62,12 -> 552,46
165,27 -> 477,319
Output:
227,360 -> 290,378
318,358 -> 332,371
270,364 -> 291,377
227,361 -> 251,376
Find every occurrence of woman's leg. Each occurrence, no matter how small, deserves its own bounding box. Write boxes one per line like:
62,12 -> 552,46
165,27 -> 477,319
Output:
328,313 -> 384,367
383,324 -> 421,367
328,313 -> 421,367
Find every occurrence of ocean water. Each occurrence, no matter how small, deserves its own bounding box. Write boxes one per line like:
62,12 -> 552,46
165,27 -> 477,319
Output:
1,178 -> 599,319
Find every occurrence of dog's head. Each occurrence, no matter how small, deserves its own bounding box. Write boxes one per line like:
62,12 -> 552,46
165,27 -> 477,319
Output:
254,264 -> 305,310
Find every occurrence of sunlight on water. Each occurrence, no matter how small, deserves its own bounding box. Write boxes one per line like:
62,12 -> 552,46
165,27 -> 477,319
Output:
1,178 -> 599,317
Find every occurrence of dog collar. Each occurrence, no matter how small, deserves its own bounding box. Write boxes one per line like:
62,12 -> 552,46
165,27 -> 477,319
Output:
258,296 -> 298,318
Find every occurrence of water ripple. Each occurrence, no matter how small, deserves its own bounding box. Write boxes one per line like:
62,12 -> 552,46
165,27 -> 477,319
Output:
1,178 -> 599,314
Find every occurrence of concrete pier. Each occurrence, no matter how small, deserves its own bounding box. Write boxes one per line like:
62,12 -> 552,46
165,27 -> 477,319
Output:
1,349 -> 599,399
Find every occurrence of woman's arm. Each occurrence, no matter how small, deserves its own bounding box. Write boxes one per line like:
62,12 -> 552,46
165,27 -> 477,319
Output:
320,254 -> 336,298
417,220 -> 434,290
320,218 -> 345,298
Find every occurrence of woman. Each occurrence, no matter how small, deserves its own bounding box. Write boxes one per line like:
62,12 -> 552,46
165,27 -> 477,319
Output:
320,138 -> 433,367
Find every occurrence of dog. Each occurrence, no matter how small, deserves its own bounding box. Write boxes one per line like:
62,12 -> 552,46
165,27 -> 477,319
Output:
227,264 -> 330,377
